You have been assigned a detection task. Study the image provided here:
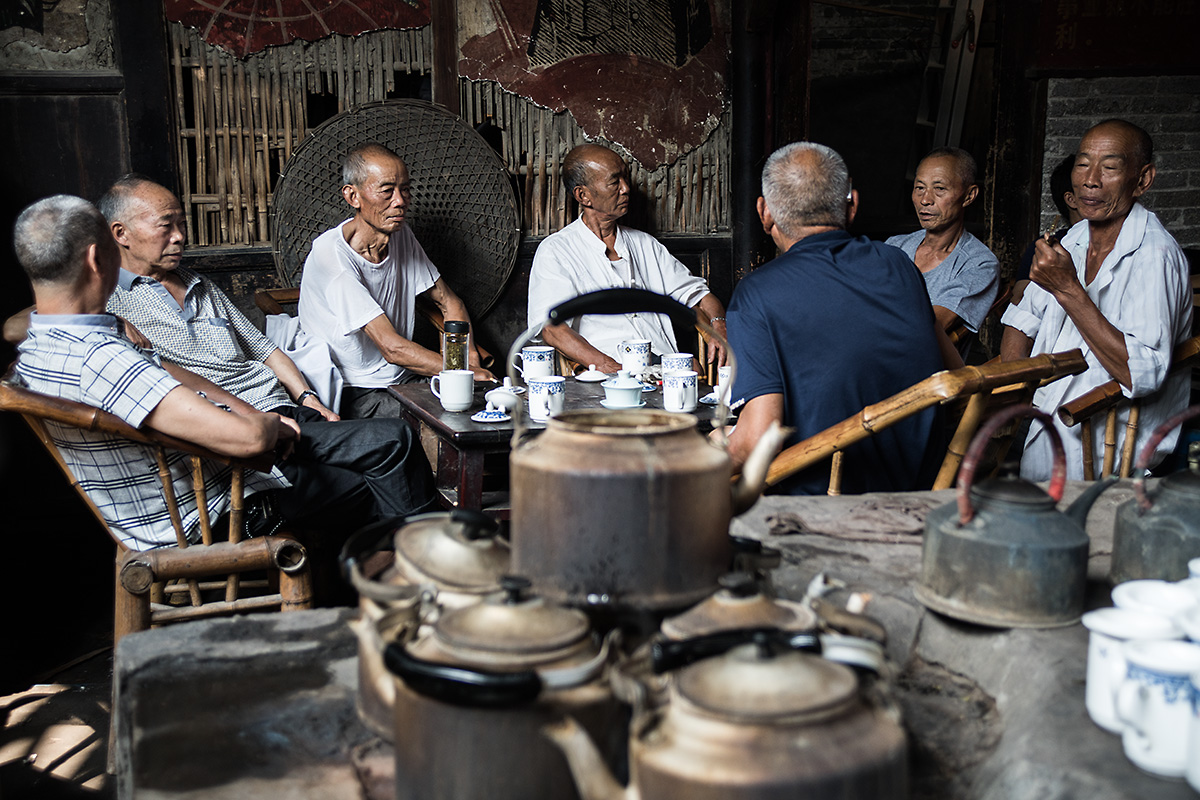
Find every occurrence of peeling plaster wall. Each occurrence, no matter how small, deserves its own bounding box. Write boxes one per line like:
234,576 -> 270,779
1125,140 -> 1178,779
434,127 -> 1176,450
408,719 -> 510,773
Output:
0,0 -> 115,70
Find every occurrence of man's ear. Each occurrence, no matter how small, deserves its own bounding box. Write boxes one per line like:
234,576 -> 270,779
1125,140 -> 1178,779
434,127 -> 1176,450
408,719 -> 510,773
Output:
342,184 -> 361,210
756,196 -> 773,234
110,220 -> 127,246
962,184 -> 979,208
1064,191 -> 1078,211
573,185 -> 591,208
1133,163 -> 1156,198
847,189 -> 860,227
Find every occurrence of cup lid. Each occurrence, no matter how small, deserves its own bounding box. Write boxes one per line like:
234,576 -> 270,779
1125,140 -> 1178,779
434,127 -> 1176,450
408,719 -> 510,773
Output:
444,320 -> 469,333
1081,607 -> 1182,640
603,370 -> 642,390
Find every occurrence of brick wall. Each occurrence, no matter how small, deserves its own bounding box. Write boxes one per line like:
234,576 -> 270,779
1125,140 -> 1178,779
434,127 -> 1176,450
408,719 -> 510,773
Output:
1041,76 -> 1200,248
809,1 -> 935,79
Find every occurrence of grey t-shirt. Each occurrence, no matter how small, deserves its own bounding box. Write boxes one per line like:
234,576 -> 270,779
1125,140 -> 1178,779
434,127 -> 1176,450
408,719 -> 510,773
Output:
885,229 -> 1000,332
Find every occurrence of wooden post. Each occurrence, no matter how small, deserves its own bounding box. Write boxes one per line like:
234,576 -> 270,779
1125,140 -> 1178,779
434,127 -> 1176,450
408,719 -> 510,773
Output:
1119,403 -> 1141,479
430,0 -> 458,112
1103,409 -> 1119,478
1081,418 -> 1095,481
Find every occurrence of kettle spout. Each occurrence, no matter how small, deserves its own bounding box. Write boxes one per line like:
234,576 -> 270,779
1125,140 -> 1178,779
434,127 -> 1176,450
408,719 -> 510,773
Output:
1065,475 -> 1118,529
731,421 -> 789,516
543,716 -> 632,800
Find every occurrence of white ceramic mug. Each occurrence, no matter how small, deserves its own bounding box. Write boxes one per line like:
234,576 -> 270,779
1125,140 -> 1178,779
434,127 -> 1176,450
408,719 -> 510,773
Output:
663,369 -> 698,413
1080,608 -> 1182,733
1114,639 -> 1200,777
1187,671 -> 1200,792
515,345 -> 556,380
617,339 -> 651,372
527,375 -> 566,422
429,369 -> 474,412
662,352 -> 693,373
716,364 -> 733,400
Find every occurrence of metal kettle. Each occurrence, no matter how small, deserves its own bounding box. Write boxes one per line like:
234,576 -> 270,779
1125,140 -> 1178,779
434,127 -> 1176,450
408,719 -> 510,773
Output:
1111,405 -> 1200,583
915,406 -> 1115,628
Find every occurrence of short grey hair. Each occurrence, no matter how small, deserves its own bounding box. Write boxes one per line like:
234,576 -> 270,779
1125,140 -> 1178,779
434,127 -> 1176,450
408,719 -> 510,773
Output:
343,142 -> 403,187
920,147 -> 978,188
97,173 -> 161,224
761,142 -> 851,236
13,195 -> 110,285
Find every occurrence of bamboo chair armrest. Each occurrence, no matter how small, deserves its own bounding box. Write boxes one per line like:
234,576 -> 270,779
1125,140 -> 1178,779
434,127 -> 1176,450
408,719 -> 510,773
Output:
0,380 -> 276,473
118,537 -> 308,593
254,287 -> 299,315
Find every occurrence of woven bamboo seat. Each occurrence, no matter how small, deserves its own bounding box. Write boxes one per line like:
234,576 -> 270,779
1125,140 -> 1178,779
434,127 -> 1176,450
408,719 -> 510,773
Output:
271,99 -> 521,320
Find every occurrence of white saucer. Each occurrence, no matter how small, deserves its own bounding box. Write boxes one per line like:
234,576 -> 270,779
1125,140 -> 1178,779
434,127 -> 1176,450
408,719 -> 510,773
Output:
600,399 -> 646,410
471,409 -> 511,423
500,384 -> 526,394
641,383 -> 656,392
575,370 -> 608,382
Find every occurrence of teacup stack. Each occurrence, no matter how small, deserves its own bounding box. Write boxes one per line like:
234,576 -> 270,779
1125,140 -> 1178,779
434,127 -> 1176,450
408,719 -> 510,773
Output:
1083,560 -> 1200,787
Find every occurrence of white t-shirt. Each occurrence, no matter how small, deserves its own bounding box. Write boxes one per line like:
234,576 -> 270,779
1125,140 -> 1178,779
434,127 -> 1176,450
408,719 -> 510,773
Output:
298,220 -> 440,387
528,217 -> 711,359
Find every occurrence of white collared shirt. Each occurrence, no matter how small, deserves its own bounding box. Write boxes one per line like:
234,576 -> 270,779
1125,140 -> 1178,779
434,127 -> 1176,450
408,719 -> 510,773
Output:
528,217 -> 711,359
1001,203 -> 1193,480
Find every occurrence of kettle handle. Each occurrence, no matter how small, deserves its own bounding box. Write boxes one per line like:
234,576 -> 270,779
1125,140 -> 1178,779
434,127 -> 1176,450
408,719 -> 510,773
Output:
957,405 -> 1066,526
650,627 -> 821,674
382,643 -> 543,708
1132,404 -> 1200,513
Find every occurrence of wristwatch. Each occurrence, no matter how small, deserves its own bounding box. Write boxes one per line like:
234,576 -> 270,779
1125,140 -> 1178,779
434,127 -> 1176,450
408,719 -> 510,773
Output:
294,390 -> 319,406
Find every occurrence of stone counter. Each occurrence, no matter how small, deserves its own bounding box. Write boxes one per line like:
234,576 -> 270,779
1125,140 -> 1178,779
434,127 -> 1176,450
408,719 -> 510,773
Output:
114,481 -> 1197,799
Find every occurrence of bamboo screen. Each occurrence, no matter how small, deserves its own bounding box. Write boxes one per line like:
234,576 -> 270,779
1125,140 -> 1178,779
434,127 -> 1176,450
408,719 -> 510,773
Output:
167,22 -> 730,249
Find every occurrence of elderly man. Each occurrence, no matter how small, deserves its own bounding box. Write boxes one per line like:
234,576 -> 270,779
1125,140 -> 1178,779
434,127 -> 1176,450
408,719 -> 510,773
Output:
528,143 -> 727,374
96,175 -> 434,530
1000,119 -> 1193,480
886,147 -> 999,348
724,142 -> 945,495
11,195 -> 428,552
299,142 -> 494,419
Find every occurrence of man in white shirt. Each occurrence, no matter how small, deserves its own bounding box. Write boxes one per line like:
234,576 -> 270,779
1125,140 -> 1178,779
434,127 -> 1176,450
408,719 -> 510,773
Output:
299,143 -> 494,418
528,143 -> 727,374
1000,119 -> 1193,480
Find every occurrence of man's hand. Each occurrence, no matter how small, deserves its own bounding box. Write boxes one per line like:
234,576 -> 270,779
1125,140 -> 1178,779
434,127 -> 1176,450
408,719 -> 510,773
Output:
471,366 -> 497,382
272,414 -> 301,461
300,392 -> 340,421
119,318 -> 152,350
1029,237 -> 1081,298
703,319 -> 729,367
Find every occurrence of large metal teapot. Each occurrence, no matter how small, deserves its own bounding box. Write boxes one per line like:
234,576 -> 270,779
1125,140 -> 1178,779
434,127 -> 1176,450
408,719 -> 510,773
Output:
915,406 -> 1114,628
1111,405 -> 1200,583
544,633 -> 908,800
500,289 -> 786,613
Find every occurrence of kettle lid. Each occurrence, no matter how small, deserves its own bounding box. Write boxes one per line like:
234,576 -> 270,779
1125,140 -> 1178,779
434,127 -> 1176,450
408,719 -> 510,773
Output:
434,576 -> 591,657
661,573 -> 818,640
675,639 -> 857,723
394,511 -> 511,590
968,472 -> 1057,510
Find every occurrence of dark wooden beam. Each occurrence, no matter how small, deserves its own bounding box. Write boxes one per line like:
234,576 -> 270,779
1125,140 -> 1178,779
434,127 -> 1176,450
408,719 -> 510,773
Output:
430,0 -> 459,112
110,0 -> 177,187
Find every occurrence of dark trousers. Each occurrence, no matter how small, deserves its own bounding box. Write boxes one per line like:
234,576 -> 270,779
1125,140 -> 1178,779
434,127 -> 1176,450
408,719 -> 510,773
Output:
340,380 -> 421,420
271,405 -> 434,532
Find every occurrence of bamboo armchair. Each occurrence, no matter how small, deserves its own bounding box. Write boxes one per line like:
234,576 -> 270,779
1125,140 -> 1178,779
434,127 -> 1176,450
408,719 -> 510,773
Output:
255,287 -> 496,368
0,372 -> 314,645
946,281 -> 1014,349
1056,334 -> 1200,479
764,350 -> 1088,494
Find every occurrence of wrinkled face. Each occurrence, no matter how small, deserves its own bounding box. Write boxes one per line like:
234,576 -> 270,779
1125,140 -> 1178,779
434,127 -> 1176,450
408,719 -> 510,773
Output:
1071,124 -> 1151,227
345,155 -> 411,235
578,150 -> 631,221
911,156 -> 974,233
116,184 -> 187,278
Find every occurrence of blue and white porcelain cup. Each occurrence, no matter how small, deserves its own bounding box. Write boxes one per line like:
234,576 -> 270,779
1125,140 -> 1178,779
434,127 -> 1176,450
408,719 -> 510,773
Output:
663,369 -> 698,413
527,375 -> 566,422
515,345 -> 556,380
1187,671 -> 1200,791
1081,608 -> 1182,733
1114,639 -> 1200,777
662,352 -> 693,373
617,339 -> 651,372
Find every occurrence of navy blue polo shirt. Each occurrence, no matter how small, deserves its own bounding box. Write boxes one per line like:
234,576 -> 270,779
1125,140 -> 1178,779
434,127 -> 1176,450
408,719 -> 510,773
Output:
727,229 -> 945,495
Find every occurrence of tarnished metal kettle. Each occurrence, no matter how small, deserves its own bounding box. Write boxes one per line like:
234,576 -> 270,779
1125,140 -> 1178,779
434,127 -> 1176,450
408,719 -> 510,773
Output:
1111,405 -> 1200,583
500,288 -> 786,612
915,406 -> 1115,628
544,633 -> 908,800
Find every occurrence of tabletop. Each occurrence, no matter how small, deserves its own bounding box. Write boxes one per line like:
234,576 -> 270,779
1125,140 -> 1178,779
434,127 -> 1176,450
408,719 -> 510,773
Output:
388,375 -> 726,444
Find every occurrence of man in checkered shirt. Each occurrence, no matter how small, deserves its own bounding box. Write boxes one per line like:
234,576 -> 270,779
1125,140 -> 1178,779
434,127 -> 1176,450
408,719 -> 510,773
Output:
12,194 -> 431,552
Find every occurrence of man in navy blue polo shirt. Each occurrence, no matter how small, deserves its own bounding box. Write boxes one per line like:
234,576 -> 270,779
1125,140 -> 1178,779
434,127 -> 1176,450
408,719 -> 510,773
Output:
724,142 -> 946,495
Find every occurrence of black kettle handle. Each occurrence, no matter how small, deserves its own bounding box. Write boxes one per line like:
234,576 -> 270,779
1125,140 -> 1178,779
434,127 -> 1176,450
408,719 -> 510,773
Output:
383,643 -> 543,708
547,288 -> 695,330
650,627 -> 821,674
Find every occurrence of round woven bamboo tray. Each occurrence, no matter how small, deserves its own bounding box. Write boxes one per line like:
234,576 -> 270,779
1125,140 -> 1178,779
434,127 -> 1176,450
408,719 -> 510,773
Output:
272,99 -> 521,319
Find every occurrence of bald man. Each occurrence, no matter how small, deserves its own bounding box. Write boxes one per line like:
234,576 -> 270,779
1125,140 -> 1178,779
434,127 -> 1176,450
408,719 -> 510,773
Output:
1000,118 -> 1192,480
528,143 -> 727,374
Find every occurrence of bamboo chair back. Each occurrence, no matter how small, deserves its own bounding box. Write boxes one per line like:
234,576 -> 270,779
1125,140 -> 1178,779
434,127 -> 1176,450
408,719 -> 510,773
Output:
0,372 -> 314,644
765,350 -> 1088,494
1056,335 -> 1200,479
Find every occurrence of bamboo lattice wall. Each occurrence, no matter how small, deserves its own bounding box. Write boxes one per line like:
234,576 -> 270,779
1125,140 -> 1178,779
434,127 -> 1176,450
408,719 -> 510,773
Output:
168,22 -> 730,249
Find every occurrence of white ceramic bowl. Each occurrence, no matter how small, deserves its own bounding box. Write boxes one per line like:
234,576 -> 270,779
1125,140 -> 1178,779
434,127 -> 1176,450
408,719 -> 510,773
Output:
1112,579 -> 1199,621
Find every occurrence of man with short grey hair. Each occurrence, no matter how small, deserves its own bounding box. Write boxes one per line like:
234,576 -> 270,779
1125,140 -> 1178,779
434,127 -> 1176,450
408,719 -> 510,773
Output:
724,142 -> 946,495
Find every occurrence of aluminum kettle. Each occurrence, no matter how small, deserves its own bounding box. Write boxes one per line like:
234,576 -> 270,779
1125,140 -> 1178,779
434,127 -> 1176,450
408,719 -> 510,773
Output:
915,406 -> 1114,628
1111,405 -> 1200,583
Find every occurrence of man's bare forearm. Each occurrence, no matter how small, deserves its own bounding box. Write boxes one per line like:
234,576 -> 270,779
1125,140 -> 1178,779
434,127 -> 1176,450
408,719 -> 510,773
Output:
541,323 -> 622,373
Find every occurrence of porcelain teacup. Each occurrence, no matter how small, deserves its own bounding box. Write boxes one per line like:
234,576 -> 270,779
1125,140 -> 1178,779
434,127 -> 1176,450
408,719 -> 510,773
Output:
1081,607 -> 1182,733
1114,639 -> 1200,777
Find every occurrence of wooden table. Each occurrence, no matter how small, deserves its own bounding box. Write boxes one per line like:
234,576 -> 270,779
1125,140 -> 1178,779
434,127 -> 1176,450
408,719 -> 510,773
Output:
389,377 -> 723,517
